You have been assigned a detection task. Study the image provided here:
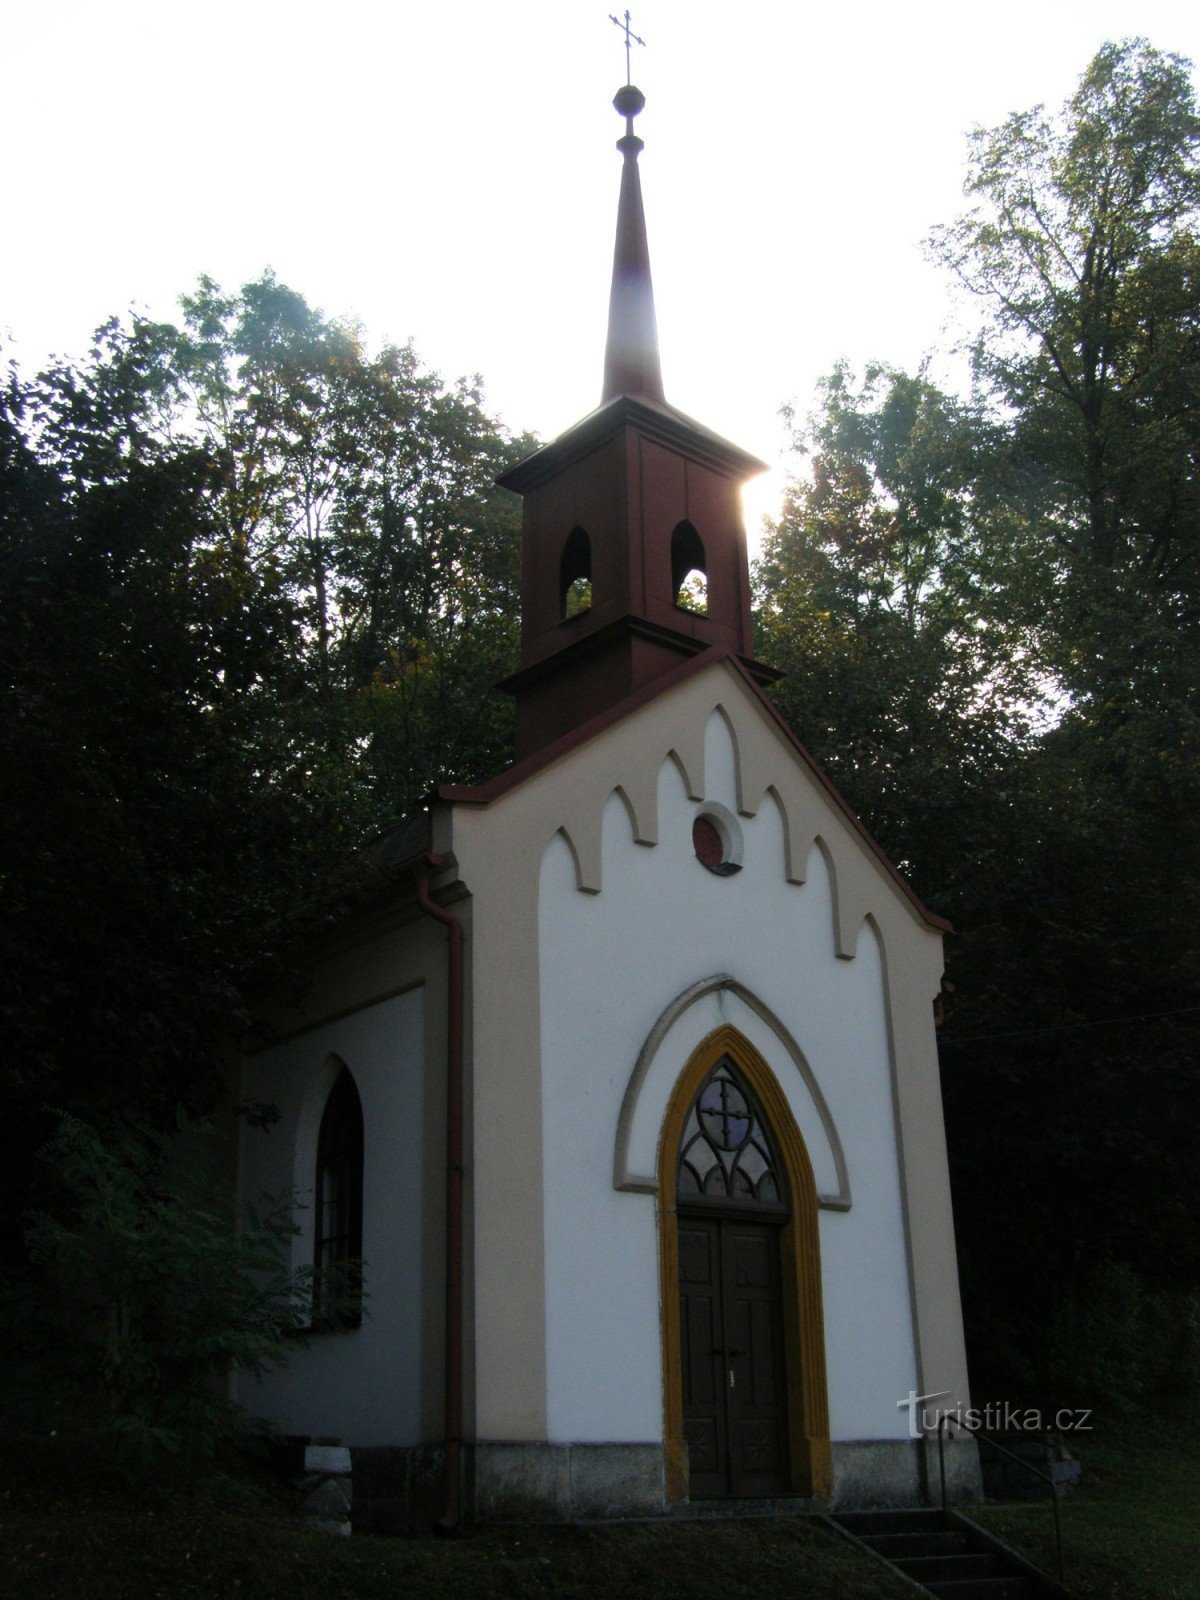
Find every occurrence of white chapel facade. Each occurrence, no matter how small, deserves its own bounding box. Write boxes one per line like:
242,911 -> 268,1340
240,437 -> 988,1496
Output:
236,77 -> 975,1527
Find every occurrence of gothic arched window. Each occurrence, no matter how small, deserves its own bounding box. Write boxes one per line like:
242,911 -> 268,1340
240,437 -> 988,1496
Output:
560,526 -> 593,617
677,1056 -> 786,1207
314,1067 -> 364,1328
671,520 -> 708,614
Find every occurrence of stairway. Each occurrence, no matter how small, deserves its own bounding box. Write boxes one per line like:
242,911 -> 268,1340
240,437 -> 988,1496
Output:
830,1508 -> 1069,1598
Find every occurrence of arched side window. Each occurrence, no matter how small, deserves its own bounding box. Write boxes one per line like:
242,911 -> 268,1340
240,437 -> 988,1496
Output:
314,1067 -> 364,1328
671,520 -> 708,614
559,526 -> 593,618
677,1056 -> 787,1209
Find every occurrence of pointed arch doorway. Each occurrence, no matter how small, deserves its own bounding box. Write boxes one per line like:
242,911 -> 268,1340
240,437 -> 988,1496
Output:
658,1026 -> 832,1502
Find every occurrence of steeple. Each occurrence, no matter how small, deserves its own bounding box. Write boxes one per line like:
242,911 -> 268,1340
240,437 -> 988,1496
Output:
496,73 -> 776,762
602,84 -> 664,404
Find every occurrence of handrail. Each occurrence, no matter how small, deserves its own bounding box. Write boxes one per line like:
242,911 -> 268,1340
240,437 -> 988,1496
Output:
937,1414 -> 1065,1586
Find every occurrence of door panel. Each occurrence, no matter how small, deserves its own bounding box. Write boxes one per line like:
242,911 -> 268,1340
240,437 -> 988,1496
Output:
722,1220 -> 788,1495
678,1218 -> 727,1497
679,1214 -> 789,1497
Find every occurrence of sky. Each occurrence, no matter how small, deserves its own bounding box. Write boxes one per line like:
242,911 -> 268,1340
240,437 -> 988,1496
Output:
3,0 -> 1199,534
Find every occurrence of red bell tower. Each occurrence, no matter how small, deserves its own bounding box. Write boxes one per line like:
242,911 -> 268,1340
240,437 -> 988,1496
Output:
498,82 -> 776,761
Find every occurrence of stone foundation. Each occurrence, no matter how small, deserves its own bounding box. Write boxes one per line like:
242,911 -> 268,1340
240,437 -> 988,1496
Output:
829,1436 -> 981,1509
470,1436 -> 979,1521
472,1442 -> 666,1521
352,1445 -> 445,1534
274,1435 -> 981,1531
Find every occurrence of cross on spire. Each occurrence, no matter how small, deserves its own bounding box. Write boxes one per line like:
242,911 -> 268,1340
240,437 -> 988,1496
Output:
609,9 -> 645,85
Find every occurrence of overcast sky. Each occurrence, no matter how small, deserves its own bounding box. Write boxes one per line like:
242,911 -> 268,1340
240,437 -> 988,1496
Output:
3,1 -> 1198,530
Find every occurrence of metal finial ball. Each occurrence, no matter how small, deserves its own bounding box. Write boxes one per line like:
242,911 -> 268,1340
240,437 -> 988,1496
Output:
613,84 -> 645,120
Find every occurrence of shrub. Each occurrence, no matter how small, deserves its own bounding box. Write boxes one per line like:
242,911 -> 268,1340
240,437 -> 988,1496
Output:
1043,1260 -> 1200,1414
4,1110 -> 315,1462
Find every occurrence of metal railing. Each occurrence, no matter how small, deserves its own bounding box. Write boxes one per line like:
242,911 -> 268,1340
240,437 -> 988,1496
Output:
937,1413 -> 1065,1586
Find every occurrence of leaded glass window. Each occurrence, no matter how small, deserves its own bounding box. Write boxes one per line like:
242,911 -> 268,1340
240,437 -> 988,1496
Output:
677,1057 -> 786,1208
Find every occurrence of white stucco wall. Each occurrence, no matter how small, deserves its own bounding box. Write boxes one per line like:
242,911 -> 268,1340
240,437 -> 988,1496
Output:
237,987 -> 428,1447
536,708 -> 920,1446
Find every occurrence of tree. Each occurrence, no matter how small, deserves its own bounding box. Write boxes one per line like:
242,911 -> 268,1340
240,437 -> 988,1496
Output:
930,39 -> 1200,677
0,278 -> 529,1177
174,274 -> 370,691
761,48 -> 1200,1387
756,363 -> 1041,904
1,282 -> 533,1444
168,274 -> 530,818
0,327 -> 332,1148
918,40 -> 1200,1400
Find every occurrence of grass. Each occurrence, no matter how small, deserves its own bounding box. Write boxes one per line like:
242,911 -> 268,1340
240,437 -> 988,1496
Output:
968,1405 -> 1200,1600
3,1408 -> 1197,1600
0,1432 -> 908,1600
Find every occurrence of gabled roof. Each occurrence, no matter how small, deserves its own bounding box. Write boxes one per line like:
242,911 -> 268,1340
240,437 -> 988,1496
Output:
436,644 -> 951,934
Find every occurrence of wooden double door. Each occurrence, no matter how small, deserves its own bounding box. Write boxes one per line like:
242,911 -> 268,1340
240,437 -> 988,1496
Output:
678,1212 -> 790,1498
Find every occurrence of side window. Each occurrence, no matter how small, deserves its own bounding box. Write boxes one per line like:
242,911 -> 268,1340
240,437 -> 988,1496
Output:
560,526 -> 593,617
671,520 -> 708,614
314,1067 -> 364,1328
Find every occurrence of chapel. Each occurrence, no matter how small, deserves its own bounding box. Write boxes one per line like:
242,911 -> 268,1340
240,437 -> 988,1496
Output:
236,74 -> 976,1530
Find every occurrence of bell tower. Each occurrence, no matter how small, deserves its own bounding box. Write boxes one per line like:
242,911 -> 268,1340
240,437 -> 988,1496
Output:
497,79 -> 776,760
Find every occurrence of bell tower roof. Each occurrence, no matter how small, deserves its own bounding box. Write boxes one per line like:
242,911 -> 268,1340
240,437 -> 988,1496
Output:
495,68 -> 776,762
602,83 -> 664,405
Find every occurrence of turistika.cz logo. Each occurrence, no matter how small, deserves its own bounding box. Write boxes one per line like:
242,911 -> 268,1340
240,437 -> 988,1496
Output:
896,1390 -> 1094,1441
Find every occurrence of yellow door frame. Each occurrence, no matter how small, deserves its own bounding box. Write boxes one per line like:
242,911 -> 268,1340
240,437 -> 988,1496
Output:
656,1023 -> 832,1501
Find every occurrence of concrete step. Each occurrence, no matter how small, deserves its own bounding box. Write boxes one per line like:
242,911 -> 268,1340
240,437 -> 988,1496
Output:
669,1494 -> 819,1519
900,1552 -> 1009,1583
869,1530 -> 975,1559
837,1507 -> 947,1536
923,1578 -> 1037,1600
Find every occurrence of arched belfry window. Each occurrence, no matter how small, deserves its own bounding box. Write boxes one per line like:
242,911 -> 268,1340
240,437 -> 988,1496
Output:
314,1066 -> 364,1328
671,521 -> 708,615
677,1057 -> 786,1209
560,526 -> 593,618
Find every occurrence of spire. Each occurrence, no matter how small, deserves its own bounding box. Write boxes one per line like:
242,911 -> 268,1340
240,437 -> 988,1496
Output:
602,82 -> 665,405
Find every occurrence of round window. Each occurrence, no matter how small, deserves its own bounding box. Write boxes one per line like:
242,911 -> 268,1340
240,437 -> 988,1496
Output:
691,804 -> 743,876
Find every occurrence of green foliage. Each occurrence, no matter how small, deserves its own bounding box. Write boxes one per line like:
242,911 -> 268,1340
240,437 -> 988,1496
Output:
973,1404 -> 1200,1600
930,37 -> 1200,648
763,39 -> 1200,1413
0,277 -> 528,1225
756,363 -> 1042,899
5,1112 -> 312,1463
0,336 -> 325,1138
1043,1262 -> 1200,1411
167,272 -> 529,814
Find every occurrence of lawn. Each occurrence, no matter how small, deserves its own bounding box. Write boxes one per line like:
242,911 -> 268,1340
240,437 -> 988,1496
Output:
3,1410 -> 1196,1600
970,1406 -> 1200,1600
0,1433 -> 907,1600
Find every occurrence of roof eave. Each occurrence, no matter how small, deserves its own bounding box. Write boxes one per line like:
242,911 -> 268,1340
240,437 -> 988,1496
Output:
496,393 -> 767,494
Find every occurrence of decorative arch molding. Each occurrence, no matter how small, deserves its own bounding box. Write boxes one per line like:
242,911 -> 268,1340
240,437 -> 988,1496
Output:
613,974 -> 851,1210
663,737 -> 705,804
551,822 -> 602,895
657,1023 -> 832,1501
610,779 -> 657,847
542,735 -> 867,964
702,703 -> 742,811
763,785 -> 806,886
